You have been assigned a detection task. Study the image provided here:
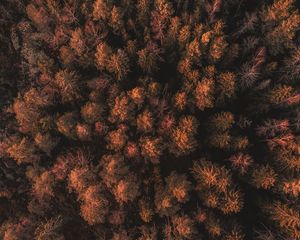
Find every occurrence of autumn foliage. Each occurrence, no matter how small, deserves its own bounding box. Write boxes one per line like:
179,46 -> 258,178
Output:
0,0 -> 300,239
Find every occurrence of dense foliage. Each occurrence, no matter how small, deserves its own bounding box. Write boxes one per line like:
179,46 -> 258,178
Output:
0,0 -> 300,239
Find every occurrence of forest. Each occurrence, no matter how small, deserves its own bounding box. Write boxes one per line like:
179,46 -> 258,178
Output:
0,0 -> 300,239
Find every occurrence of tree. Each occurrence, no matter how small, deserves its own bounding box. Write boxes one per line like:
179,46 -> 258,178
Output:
192,159 -> 232,193
54,70 -> 81,103
106,127 -> 128,151
171,215 -> 198,239
26,4 -> 50,29
68,167 -> 97,194
151,0 -> 173,43
251,164 -> 277,189
216,72 -> 236,104
140,137 -> 163,163
165,172 -> 191,203
111,230 -> 132,240
34,216 -> 64,240
138,225 -> 157,240
3,217 -> 36,240
107,49 -> 130,81
194,78 -> 215,110
209,112 -> 235,132
56,112 -> 78,139
219,189 -> 244,214
261,0 -> 300,55
109,94 -> 134,123
34,132 -> 59,155
229,153 -> 253,175
139,200 -> 154,223
76,123 -> 92,141
81,102 -> 103,124
137,109 -> 154,133
282,178 -> 300,197
70,28 -> 86,56
170,127 -> 197,156
100,154 -> 129,188
113,175 -> 140,204
267,85 -> 294,105
174,91 -> 187,111
265,201 -> 300,239
109,6 -> 124,34
209,132 -> 231,149
7,137 -> 40,165
13,97 -> 41,134
127,87 -> 145,106
138,42 -> 162,73
95,42 -> 112,70
33,171 -> 56,201
93,0 -> 112,21
170,116 -> 198,156
80,184 -> 109,225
